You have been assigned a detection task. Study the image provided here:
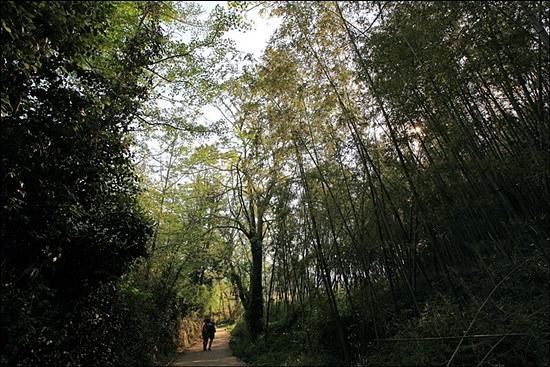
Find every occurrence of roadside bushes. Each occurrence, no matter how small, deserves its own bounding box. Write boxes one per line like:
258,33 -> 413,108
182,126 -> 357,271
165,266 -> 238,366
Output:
176,316 -> 203,351
1,279 -> 157,366
230,298 -> 347,366
228,251 -> 549,366
365,254 -> 549,366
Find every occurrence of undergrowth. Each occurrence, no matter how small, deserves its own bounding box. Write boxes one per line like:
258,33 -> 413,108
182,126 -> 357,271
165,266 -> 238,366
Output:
230,318 -> 343,366
230,253 -> 549,366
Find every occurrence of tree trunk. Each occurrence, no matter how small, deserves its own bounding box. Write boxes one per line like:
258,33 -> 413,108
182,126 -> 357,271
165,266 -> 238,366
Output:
247,234 -> 264,341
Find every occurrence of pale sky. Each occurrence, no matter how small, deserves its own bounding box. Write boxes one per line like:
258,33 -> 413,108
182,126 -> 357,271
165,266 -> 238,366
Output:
198,1 -> 281,58
138,2 -> 281,170
194,1 -> 281,129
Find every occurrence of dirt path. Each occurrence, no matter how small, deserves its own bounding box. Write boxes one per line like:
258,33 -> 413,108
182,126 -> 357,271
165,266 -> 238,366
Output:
169,328 -> 247,366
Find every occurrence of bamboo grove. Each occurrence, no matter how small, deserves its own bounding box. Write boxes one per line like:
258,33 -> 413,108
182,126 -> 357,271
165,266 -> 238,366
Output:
198,1 -> 549,365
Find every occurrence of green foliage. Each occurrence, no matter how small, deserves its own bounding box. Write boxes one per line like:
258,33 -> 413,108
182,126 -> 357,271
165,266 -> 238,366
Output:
1,0 -> 156,299
230,297 -> 347,366
229,253 -> 549,366
1,281 -> 60,366
361,253 -> 549,366
0,1 -> 169,365
1,278 -> 158,366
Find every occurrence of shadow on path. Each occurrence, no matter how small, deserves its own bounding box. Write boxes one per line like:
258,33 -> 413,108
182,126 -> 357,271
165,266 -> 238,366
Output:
169,328 -> 247,366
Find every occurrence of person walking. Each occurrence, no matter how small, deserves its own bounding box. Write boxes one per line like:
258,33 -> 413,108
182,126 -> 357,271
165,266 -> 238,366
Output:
202,318 -> 216,351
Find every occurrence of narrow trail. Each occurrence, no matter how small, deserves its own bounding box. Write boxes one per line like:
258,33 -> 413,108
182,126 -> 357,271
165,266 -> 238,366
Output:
169,328 -> 247,366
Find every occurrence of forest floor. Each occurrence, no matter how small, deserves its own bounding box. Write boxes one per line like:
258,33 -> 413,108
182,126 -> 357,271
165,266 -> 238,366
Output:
168,327 -> 247,366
